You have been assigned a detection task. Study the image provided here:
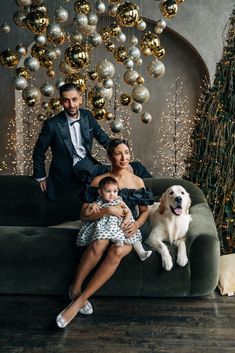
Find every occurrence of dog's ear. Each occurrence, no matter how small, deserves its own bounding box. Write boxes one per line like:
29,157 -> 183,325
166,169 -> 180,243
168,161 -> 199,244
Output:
159,193 -> 166,214
185,193 -> 191,214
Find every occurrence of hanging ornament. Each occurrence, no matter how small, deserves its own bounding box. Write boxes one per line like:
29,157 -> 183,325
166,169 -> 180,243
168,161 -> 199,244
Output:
47,23 -> 63,41
136,75 -> 144,85
110,119 -> 123,133
99,27 -> 111,42
79,24 -> 96,36
96,60 -> 115,79
16,43 -> 27,56
26,10 -> 49,34
176,0 -> 184,3
74,0 -> 91,15
154,19 -> 167,34
123,69 -> 139,86
0,49 -> 19,68
120,93 -> 131,106
48,97 -> 61,110
92,108 -> 107,120
91,95 -> 106,109
135,18 -> 146,31
73,13 -> 88,27
105,111 -> 114,121
15,0 -> 32,6
65,73 -> 87,92
24,56 -> 40,71
105,41 -> 116,52
64,44 -> 89,69
59,60 -> 76,74
89,32 -> 102,47
108,0 -> 121,3
109,23 -> 121,37
113,45 -> 128,63
132,85 -> 150,104
103,78 -> 114,89
141,112 -> 152,124
40,82 -> 54,97
116,32 -> 126,43
153,46 -> 165,59
70,32 -> 83,44
88,69 -> 98,81
135,57 -> 143,66
160,0 -> 178,19
13,11 -> 27,28
92,83 -> 113,101
108,4 -> 118,17
131,102 -> 143,113
124,58 -> 134,69
22,85 -> 41,107
54,7 -> 69,23
128,46 -> 140,61
94,1 -> 106,14
34,33 -> 46,45
0,22 -> 11,33
45,48 -> 57,61
130,35 -> 138,46
147,59 -> 165,78
55,78 -> 65,89
116,2 -> 140,28
141,31 -> 160,54
87,12 -> 98,26
29,1 -> 47,13
37,113 -> 47,122
15,66 -> 30,79
12,76 -> 28,90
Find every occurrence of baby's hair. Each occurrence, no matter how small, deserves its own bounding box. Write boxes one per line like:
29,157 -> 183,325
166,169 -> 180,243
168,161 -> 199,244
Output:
98,176 -> 119,190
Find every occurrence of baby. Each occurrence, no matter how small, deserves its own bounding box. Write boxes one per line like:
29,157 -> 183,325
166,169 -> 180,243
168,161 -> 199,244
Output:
77,176 -> 152,261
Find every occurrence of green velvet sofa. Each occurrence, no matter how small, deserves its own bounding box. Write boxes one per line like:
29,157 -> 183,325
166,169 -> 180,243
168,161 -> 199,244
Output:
0,175 -> 220,297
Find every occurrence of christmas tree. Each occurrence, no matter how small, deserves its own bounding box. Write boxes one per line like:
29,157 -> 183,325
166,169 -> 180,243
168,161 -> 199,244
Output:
185,9 -> 235,254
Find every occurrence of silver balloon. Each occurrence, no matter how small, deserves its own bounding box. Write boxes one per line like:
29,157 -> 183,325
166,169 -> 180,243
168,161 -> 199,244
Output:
1,22 -> 11,33
54,7 -> 69,23
89,32 -> 102,47
110,119 -> 123,133
103,78 -> 113,89
123,69 -> 139,86
15,0 -> 32,7
13,76 -> 28,90
16,43 -> 27,56
93,83 -> 113,101
95,1 -> 106,13
132,85 -> 150,104
136,19 -> 146,31
40,82 -> 54,97
87,12 -> 98,25
141,112 -> 152,124
55,78 -> 65,89
47,23 -> 62,39
96,60 -> 115,79
34,34 -> 46,45
128,46 -> 140,61
147,59 -> 165,79
24,56 -> 40,71
131,102 -> 143,113
116,32 -> 126,43
124,58 -> 134,69
73,13 -> 88,27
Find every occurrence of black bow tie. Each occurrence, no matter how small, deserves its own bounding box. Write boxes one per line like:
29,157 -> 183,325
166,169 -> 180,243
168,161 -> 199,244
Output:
70,119 -> 81,126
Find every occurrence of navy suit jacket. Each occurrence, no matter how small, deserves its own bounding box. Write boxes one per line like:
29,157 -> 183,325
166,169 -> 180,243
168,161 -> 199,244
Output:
33,109 -> 111,199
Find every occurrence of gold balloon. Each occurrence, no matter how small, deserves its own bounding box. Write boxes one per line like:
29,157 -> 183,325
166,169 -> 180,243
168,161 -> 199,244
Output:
64,44 -> 89,69
160,0 -> 178,19
99,27 -> 111,42
48,97 -> 61,110
120,93 -> 131,106
15,66 -> 30,79
116,2 -> 140,27
113,45 -> 128,63
91,96 -> 106,109
0,49 -> 19,68
92,108 -> 106,120
153,46 -> 166,59
65,73 -> 87,92
141,31 -> 160,53
74,0 -> 91,14
26,10 -> 49,34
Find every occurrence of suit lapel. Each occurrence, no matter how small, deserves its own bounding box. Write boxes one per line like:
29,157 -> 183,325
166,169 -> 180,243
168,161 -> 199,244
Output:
79,110 -> 90,143
56,112 -> 74,158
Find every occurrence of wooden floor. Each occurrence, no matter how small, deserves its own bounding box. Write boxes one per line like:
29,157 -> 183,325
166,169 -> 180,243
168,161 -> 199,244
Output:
0,292 -> 234,353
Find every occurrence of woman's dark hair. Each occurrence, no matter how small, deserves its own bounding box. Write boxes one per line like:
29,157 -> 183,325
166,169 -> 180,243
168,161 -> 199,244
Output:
107,138 -> 130,158
59,82 -> 81,96
98,176 -> 118,189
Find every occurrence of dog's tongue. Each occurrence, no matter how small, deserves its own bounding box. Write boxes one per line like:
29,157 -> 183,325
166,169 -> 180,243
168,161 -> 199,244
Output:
174,207 -> 182,215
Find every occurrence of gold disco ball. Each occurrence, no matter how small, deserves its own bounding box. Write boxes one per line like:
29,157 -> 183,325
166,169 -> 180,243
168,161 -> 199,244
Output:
99,27 -> 111,42
116,2 -> 140,28
92,108 -> 107,120
31,44 -> 53,69
64,44 -> 89,69
65,73 -> 87,92
141,31 -> 160,53
26,10 -> 49,34
120,93 -> 131,106
91,95 -> 106,109
0,49 -> 19,68
160,0 -> 178,19
113,45 -> 128,63
74,0 -> 91,15
153,46 -> 166,59
48,97 -> 62,110
15,67 -> 30,79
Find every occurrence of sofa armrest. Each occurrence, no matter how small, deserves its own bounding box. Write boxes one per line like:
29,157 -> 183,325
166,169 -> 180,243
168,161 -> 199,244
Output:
187,203 -> 220,296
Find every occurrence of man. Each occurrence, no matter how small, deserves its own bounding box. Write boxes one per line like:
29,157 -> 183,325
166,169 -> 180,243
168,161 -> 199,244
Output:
33,83 -> 151,200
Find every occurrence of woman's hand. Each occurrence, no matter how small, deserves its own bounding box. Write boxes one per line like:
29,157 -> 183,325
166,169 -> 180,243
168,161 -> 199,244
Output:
122,221 -> 139,237
107,205 -> 125,218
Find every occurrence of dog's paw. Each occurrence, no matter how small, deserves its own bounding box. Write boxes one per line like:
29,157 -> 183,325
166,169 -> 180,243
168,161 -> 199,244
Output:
177,253 -> 188,267
162,255 -> 173,271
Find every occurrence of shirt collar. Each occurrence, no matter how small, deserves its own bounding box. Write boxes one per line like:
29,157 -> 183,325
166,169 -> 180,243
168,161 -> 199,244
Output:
65,111 -> 80,125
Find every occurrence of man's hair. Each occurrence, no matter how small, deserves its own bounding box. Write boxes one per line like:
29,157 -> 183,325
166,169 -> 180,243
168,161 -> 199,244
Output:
59,82 -> 82,96
107,138 -> 130,158
98,176 -> 119,190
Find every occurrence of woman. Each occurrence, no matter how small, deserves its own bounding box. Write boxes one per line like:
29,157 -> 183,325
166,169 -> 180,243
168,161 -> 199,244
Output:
56,138 -> 154,328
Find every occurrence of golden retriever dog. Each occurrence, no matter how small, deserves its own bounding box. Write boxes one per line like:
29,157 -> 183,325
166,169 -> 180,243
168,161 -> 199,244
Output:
146,185 -> 192,271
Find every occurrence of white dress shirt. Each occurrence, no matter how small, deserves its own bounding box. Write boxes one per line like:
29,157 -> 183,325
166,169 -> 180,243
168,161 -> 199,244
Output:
66,112 -> 86,165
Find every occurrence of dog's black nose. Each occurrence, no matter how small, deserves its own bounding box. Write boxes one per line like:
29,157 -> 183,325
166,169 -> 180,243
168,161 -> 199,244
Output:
175,196 -> 182,203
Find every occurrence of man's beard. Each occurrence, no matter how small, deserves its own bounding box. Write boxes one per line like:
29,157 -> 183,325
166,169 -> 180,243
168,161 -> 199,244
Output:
65,108 -> 79,117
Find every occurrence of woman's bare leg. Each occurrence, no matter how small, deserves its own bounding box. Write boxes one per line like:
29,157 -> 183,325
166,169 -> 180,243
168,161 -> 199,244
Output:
70,239 -> 110,298
60,244 -> 132,323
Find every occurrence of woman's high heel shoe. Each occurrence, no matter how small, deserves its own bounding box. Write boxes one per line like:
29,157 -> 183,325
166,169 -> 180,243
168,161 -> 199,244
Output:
69,287 -> 93,315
